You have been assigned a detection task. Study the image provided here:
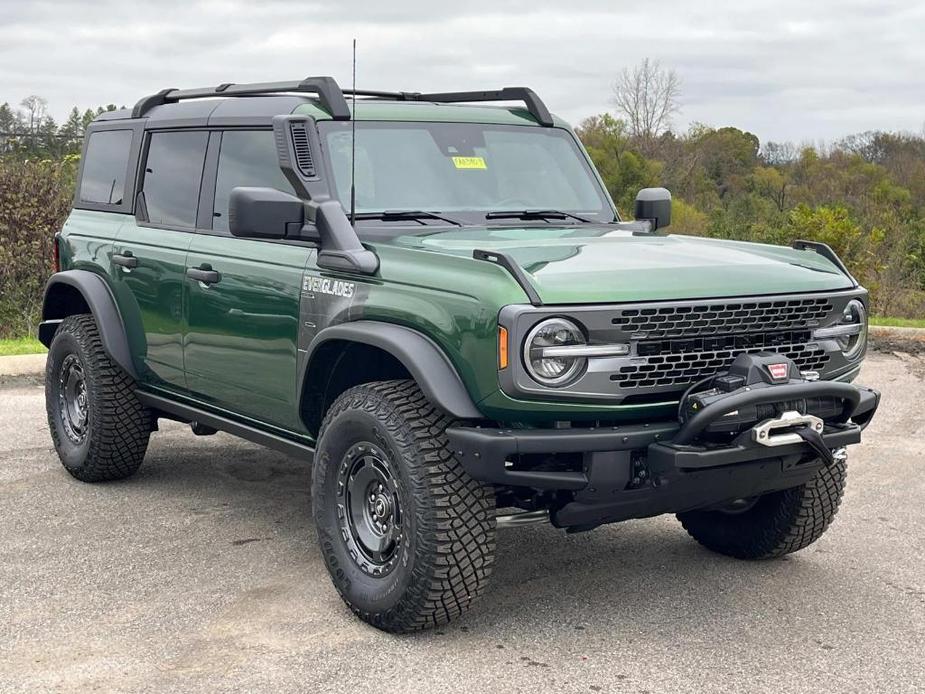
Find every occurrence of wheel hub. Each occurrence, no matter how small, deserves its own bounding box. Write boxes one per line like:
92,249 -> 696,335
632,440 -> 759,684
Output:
336,443 -> 403,577
57,354 -> 89,444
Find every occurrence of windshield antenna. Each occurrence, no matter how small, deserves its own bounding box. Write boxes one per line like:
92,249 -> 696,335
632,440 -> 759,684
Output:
350,38 -> 357,228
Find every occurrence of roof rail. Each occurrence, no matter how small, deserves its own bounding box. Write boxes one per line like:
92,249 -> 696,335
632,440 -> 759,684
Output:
131,76 -> 351,120
344,87 -> 554,127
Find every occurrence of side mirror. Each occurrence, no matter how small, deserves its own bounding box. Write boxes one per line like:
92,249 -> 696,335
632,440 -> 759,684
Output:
634,187 -> 672,231
228,187 -> 304,240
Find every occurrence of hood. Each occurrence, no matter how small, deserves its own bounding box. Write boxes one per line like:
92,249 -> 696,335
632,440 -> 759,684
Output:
384,226 -> 855,304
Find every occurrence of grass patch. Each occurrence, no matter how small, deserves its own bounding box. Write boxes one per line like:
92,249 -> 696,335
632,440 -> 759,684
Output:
0,337 -> 46,356
870,316 -> 925,329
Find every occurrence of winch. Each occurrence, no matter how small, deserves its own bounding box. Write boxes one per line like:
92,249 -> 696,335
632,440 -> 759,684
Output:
678,351 -> 851,464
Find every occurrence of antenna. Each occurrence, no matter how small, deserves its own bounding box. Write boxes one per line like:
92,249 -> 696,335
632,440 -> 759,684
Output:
349,38 -> 357,227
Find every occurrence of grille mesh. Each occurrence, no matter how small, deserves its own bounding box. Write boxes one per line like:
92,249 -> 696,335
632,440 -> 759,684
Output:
611,342 -> 830,390
612,297 -> 834,339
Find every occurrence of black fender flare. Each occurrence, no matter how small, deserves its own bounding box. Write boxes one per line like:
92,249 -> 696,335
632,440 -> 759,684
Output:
303,321 -> 483,420
38,270 -> 137,379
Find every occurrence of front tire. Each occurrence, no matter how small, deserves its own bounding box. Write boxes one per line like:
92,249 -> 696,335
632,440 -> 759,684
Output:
45,314 -> 153,482
312,380 -> 496,633
677,456 -> 847,559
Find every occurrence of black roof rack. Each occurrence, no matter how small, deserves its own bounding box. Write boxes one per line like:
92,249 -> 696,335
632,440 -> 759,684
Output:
132,78 -> 554,126
406,88 -> 554,127
344,87 -> 553,126
132,76 -> 351,120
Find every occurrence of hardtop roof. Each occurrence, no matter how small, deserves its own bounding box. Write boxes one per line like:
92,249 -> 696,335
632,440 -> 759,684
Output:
95,77 -> 568,128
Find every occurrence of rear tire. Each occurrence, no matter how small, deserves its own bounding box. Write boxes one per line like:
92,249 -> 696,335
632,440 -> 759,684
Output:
312,380 -> 496,633
45,314 -> 152,482
677,456 -> 847,559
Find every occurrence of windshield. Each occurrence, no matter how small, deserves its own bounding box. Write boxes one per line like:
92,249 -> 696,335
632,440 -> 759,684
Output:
319,121 -> 615,224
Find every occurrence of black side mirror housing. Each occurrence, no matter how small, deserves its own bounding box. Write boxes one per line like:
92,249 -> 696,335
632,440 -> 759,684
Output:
228,187 -> 304,240
634,187 -> 672,231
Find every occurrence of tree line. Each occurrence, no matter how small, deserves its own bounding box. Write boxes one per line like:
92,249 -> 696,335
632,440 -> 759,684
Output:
0,95 -> 121,158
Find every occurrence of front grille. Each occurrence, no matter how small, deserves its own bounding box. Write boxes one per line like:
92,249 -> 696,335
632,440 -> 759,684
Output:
501,290 -> 857,405
612,297 -> 834,339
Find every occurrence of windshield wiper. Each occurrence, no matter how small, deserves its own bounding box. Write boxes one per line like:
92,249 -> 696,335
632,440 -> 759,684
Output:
484,209 -> 595,224
354,210 -> 463,226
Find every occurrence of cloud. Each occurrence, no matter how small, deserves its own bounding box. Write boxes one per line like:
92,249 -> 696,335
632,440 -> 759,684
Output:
1,0 -> 924,142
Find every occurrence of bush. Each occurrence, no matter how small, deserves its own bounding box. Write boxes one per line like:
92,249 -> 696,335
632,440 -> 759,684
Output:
0,156 -> 76,339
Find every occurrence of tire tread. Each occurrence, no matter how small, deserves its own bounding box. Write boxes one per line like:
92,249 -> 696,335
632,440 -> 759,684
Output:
678,458 -> 847,559
315,379 -> 496,632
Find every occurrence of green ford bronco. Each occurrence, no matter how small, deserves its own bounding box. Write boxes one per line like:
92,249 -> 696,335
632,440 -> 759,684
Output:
40,76 -> 880,632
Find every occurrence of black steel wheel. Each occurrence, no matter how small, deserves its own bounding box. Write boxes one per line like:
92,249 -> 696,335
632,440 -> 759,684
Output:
336,442 -> 404,577
56,353 -> 89,445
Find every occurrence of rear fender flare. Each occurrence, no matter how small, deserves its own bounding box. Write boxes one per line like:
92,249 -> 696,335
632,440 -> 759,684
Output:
39,270 -> 137,379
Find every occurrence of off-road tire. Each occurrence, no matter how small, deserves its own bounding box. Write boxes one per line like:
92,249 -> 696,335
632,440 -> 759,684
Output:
312,380 -> 496,633
677,457 -> 847,559
45,314 -> 152,482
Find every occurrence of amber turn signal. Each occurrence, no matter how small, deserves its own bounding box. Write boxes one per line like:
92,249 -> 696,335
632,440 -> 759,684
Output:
498,326 -> 509,369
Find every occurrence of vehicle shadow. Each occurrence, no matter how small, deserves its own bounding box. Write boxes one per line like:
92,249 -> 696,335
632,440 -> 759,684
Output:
129,427 -> 849,641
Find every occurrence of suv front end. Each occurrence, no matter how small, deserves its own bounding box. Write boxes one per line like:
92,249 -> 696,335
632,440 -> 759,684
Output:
447,281 -> 878,530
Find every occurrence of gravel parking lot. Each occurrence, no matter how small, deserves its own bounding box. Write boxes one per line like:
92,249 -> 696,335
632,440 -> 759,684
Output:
1,352 -> 923,694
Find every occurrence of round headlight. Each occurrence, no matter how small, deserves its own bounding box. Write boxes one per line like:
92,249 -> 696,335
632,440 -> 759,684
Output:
839,299 -> 868,360
523,318 -> 587,386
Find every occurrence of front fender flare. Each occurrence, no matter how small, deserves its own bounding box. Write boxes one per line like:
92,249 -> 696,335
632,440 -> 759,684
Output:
303,321 -> 483,420
39,270 -> 137,379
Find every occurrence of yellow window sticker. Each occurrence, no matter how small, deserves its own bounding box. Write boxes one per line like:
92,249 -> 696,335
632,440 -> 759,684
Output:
451,156 -> 487,169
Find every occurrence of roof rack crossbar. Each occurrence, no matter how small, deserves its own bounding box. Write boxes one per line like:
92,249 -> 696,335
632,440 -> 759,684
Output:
403,87 -> 554,127
131,76 -> 351,120
131,79 -> 553,126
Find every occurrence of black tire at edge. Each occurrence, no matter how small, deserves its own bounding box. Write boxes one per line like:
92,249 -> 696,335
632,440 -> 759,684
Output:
45,314 -> 152,482
677,457 -> 847,559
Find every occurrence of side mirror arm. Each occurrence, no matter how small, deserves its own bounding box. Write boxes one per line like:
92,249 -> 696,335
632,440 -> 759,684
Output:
306,200 -> 379,274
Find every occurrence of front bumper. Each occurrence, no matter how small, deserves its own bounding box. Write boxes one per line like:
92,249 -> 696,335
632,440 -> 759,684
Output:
446,382 -> 880,529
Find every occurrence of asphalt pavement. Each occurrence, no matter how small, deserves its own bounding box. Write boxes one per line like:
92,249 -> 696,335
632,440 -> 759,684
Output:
1,352 -> 923,694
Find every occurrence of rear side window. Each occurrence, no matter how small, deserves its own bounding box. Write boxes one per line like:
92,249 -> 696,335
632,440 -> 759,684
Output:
142,131 -> 208,228
212,130 -> 296,233
79,129 -> 133,205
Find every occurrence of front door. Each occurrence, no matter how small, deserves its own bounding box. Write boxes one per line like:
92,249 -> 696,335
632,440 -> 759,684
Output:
183,129 -> 313,432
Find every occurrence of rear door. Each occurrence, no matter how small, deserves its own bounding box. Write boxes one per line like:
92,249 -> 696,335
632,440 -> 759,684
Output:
112,130 -> 208,391
184,129 -> 314,431
67,126 -> 139,294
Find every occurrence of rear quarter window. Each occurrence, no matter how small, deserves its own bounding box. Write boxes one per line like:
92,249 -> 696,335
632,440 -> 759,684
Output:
141,131 -> 209,228
79,129 -> 134,205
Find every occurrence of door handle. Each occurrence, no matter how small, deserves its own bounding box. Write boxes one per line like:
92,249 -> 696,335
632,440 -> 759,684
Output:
186,264 -> 222,285
112,251 -> 138,269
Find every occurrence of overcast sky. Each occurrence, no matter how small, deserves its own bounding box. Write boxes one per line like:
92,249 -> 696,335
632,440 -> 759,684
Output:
2,0 -> 924,144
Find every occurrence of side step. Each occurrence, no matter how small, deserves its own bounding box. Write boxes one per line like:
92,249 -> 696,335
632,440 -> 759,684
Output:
136,391 -> 315,460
